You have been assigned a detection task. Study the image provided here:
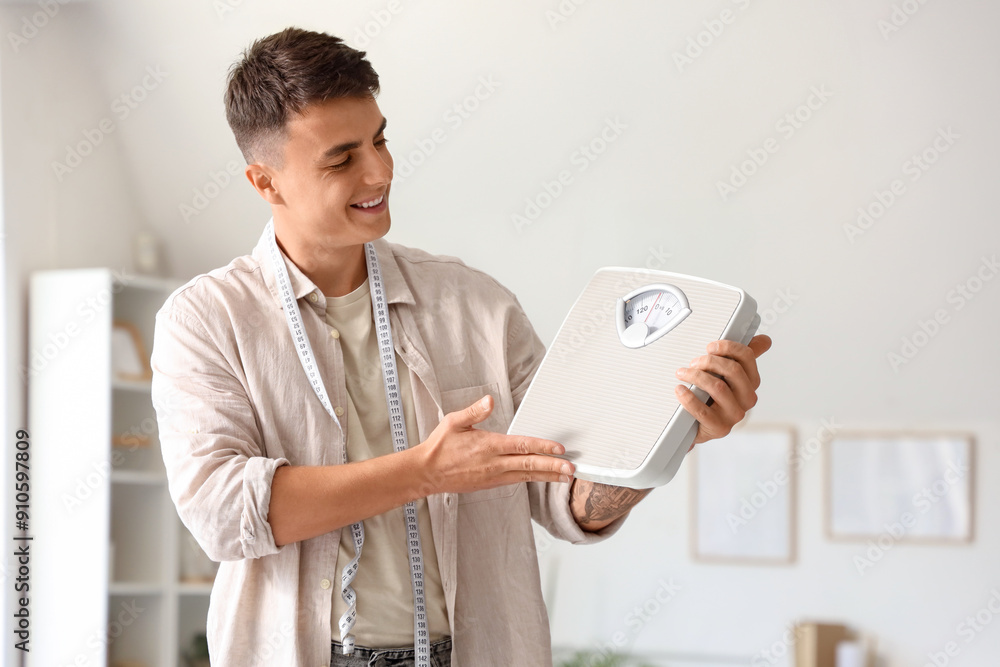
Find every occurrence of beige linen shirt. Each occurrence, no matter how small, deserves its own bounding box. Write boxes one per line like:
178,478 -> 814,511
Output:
150,223 -> 629,667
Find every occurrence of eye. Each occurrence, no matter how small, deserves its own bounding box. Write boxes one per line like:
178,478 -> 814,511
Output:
375,136 -> 388,147
328,156 -> 351,171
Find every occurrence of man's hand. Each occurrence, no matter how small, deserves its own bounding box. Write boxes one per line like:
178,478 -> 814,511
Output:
415,394 -> 574,496
270,394 -> 573,547
565,334 -> 772,534
675,334 -> 772,448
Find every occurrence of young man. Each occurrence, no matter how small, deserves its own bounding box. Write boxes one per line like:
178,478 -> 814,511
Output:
150,27 -> 769,667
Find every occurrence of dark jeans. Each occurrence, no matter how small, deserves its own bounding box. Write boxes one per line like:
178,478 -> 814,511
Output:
330,637 -> 452,667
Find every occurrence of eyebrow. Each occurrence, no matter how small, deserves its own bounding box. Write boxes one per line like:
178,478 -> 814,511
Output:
317,117 -> 388,163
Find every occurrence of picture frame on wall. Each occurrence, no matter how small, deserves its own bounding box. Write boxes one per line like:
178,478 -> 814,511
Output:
825,431 -> 975,543
691,424 -> 797,565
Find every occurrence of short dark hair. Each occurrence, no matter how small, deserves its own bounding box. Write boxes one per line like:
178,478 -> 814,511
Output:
224,27 -> 380,167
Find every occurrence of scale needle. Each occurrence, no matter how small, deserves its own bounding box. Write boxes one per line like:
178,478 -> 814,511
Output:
644,292 -> 662,323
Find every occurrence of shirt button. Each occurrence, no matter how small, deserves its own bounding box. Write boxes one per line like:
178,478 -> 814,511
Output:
308,293 -> 318,303
320,578 -> 331,590
445,496 -> 453,506
335,406 -> 344,417
330,328 -> 340,339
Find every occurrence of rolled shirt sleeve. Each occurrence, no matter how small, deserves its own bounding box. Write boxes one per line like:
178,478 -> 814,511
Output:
151,305 -> 288,562
505,294 -> 631,545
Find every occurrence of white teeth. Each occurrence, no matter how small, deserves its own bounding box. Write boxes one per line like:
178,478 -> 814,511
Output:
356,194 -> 384,209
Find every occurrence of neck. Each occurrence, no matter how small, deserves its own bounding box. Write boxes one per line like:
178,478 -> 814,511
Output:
273,224 -> 368,298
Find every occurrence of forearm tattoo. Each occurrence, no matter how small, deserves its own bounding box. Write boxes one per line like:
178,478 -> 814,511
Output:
571,479 -> 653,529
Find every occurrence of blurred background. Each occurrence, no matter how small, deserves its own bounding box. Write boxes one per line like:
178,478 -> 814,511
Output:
1,0 -> 998,666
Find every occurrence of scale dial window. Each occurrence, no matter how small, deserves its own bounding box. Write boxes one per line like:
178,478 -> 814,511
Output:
616,283 -> 692,348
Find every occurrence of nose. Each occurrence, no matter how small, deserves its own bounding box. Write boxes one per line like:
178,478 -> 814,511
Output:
361,141 -> 393,187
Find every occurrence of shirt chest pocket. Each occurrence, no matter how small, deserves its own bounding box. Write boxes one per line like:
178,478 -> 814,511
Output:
438,382 -> 519,504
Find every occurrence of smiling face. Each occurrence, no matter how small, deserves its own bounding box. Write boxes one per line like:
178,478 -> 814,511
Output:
249,95 -> 393,255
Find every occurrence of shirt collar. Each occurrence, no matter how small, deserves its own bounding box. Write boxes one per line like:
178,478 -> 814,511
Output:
252,219 -> 416,311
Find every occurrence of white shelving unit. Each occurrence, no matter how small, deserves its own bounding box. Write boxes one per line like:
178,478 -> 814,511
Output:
29,269 -> 215,667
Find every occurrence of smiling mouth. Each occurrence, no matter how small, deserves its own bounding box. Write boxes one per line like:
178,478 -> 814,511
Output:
351,193 -> 385,209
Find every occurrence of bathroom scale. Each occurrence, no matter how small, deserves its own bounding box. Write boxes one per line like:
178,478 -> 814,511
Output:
507,268 -> 760,489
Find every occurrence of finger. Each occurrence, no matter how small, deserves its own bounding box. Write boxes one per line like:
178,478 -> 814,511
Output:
707,340 -> 763,389
674,384 -> 711,423
749,334 -> 772,358
675,385 -> 734,438
675,368 -> 746,424
451,394 -> 494,429
674,385 -> 738,440
681,355 -> 757,411
502,455 -> 575,483
500,434 -> 566,457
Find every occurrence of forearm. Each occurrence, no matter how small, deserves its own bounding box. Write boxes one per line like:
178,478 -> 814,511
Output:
569,478 -> 653,532
269,446 -> 431,547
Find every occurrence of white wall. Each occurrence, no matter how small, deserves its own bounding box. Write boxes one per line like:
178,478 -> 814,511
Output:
2,0 -> 998,665
1,2 -> 141,666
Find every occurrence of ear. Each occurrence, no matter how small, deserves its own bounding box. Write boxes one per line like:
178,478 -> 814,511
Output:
245,163 -> 285,206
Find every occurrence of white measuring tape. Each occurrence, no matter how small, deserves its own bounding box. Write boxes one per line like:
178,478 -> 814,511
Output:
265,220 -> 429,665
